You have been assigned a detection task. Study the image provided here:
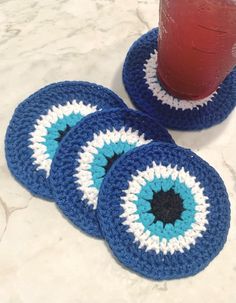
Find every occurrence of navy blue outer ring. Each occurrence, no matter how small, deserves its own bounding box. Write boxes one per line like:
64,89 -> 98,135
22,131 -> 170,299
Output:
97,142 -> 230,280
123,28 -> 236,130
5,81 -> 127,200
50,109 -> 174,238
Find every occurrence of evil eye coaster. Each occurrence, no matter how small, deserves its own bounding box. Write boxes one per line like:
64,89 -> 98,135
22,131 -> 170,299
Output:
123,28 -> 236,130
5,81 -> 126,200
50,108 -> 174,238
97,142 -> 230,280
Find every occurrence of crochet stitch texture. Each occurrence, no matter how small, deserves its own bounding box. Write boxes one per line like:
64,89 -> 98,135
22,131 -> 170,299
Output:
50,109 -> 174,238
5,81 -> 126,200
97,142 -> 230,280
123,28 -> 236,130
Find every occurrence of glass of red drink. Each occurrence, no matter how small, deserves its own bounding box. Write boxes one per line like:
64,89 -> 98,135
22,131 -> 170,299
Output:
157,0 -> 236,100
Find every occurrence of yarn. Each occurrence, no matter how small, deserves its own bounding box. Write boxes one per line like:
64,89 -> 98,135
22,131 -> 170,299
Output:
123,28 -> 236,130
97,142 -> 230,280
50,109 -> 174,238
5,78 -> 231,280
5,81 -> 126,200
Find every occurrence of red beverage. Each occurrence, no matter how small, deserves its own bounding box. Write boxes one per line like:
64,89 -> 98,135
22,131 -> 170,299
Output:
157,0 -> 236,100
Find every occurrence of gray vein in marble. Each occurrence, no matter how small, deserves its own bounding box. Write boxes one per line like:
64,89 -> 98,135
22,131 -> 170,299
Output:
152,281 -> 168,291
0,25 -> 21,46
0,195 -> 32,242
136,8 -> 151,30
222,153 -> 236,193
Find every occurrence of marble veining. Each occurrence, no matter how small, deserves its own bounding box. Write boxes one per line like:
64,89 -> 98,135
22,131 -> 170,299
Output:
0,0 -> 236,302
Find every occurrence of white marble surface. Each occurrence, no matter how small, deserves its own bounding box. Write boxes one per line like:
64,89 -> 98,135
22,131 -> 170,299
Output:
0,0 -> 236,302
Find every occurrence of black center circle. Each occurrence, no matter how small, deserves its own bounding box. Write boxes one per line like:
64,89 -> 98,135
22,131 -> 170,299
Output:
55,124 -> 72,143
104,153 -> 123,173
149,189 -> 185,225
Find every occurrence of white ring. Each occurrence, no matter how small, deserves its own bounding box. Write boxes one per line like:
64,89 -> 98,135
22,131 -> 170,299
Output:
120,163 -> 210,255
74,127 -> 152,209
29,100 -> 97,177
143,50 -> 217,111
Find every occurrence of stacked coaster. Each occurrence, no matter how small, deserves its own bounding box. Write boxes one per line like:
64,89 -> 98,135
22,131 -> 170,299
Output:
5,81 -> 230,281
5,81 -> 127,200
98,143 -> 230,280
50,108 -> 174,238
123,28 -> 236,130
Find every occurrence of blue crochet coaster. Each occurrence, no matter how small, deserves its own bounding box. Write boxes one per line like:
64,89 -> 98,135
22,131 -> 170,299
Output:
97,142 -> 230,280
50,109 -> 174,238
5,81 -> 127,200
123,28 -> 236,130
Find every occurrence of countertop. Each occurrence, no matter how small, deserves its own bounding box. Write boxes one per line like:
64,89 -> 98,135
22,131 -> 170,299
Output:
0,0 -> 236,302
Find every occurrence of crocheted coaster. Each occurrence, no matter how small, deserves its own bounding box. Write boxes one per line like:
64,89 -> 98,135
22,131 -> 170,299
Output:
50,109 -> 174,238
97,142 -> 230,280
123,28 -> 236,130
5,81 -> 126,200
